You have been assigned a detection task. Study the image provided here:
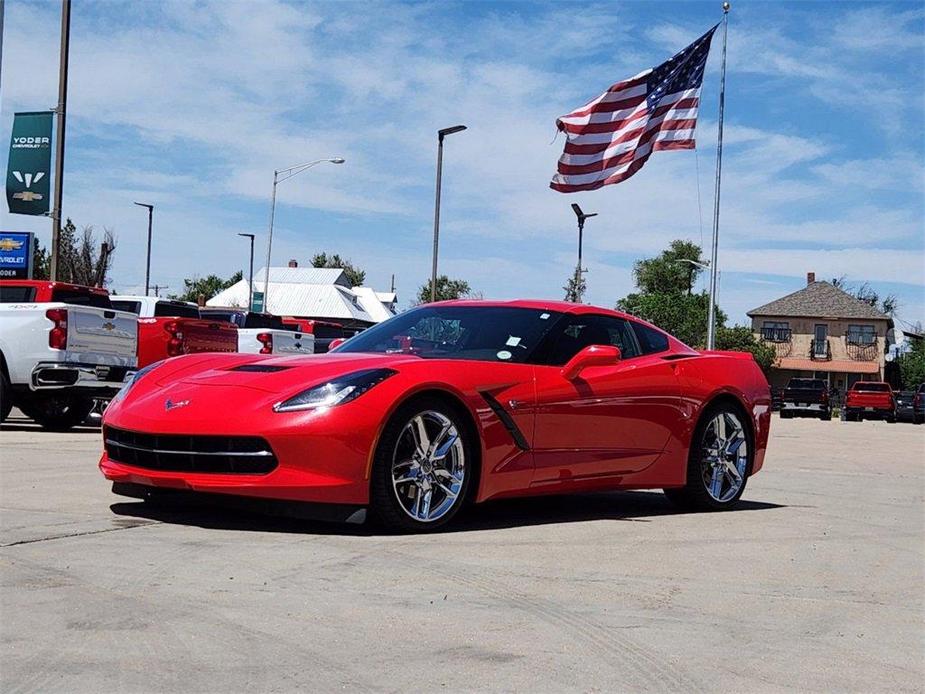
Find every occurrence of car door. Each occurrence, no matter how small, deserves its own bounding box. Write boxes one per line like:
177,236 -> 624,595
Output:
531,314 -> 683,484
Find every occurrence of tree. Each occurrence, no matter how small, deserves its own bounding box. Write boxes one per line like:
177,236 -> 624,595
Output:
715,325 -> 777,378
311,252 -> 366,287
897,339 -> 925,388
55,219 -> 117,287
563,267 -> 586,303
416,275 -> 473,304
31,237 -> 51,280
616,240 -> 724,347
173,270 -> 243,304
831,276 -> 898,316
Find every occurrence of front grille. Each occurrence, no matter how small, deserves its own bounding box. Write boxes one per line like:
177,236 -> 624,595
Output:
104,426 -> 277,474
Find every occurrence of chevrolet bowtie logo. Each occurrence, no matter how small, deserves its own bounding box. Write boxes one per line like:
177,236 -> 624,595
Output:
102,321 -> 115,331
0,238 -> 25,251
164,398 -> 190,412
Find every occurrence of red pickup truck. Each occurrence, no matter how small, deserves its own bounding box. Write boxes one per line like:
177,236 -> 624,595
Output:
844,381 -> 896,422
111,296 -> 237,367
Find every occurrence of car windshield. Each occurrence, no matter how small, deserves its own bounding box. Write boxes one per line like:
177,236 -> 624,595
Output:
335,305 -> 562,363
789,379 -> 824,389
853,382 -> 889,392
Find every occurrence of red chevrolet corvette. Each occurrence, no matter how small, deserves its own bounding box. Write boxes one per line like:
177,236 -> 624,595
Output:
100,300 -> 771,531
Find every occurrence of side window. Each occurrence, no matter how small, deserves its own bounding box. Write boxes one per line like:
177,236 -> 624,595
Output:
631,321 -> 670,355
546,315 -> 639,366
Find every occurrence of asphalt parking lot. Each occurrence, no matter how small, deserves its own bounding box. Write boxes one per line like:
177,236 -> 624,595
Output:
1,413 -> 923,693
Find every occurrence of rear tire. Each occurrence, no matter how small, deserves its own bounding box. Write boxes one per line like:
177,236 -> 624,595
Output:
819,409 -> 830,421
779,410 -> 792,419
21,393 -> 95,431
370,396 -> 473,532
663,402 -> 753,512
0,371 -> 12,423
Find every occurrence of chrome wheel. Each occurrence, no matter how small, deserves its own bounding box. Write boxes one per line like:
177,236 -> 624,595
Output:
700,410 -> 748,503
391,410 -> 466,523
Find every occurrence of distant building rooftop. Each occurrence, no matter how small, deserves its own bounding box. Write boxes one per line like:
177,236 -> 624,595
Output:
748,274 -> 888,321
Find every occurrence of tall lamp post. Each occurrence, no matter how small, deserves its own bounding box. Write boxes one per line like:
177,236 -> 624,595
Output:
430,124 -> 467,303
134,202 -> 154,296
238,233 -> 256,311
570,203 -> 597,303
263,157 -> 345,312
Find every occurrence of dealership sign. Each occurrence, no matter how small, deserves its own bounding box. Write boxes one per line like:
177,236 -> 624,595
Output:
0,231 -> 34,279
6,112 -> 53,216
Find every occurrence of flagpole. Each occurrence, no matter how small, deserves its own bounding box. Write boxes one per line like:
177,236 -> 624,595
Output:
706,2 -> 729,351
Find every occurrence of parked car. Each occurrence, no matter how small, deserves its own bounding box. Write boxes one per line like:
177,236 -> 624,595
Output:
844,381 -> 896,422
895,390 -> 917,423
780,378 -> 830,420
282,318 -> 345,354
100,300 -> 771,532
0,280 -> 137,429
912,383 -> 925,424
200,309 -> 314,355
111,296 -> 238,368
770,386 -> 784,412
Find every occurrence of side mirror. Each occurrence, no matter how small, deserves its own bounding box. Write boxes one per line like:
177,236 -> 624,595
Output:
328,337 -> 347,351
561,344 -> 621,381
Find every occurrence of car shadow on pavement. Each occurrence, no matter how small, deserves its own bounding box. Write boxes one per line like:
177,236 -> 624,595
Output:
109,491 -> 785,537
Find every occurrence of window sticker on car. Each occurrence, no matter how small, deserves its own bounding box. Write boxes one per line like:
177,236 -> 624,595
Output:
506,336 -> 521,347
540,313 -> 550,320
497,350 -> 512,360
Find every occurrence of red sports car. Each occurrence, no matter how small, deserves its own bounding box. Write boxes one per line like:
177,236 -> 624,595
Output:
100,300 -> 771,531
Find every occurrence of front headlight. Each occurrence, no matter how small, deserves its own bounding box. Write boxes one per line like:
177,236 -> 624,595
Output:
110,360 -> 165,405
273,368 -> 397,413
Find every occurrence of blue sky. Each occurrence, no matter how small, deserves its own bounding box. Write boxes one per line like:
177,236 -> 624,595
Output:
2,0 -> 923,329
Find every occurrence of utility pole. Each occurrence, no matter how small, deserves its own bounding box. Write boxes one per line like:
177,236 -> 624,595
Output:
49,0 -> 71,281
238,233 -> 255,311
430,125 -> 466,303
570,203 -> 597,303
151,284 -> 168,298
134,202 -> 154,295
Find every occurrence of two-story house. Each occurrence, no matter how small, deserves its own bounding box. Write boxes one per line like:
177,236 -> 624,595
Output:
747,272 -> 889,394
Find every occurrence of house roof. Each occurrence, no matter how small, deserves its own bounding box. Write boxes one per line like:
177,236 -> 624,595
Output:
207,280 -> 375,322
747,281 -> 889,321
353,286 -> 397,323
254,266 -> 350,286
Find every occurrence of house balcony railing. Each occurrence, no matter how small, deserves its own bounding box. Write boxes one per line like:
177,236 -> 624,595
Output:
761,327 -> 792,343
846,339 -> 879,362
810,338 -> 832,361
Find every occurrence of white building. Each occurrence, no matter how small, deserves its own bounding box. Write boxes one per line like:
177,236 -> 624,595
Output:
207,263 -> 397,330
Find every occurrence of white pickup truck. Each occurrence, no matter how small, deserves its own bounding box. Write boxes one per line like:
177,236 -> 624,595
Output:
199,309 -> 314,355
0,281 -> 138,430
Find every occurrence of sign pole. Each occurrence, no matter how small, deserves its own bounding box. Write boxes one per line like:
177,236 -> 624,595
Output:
49,0 -> 71,281
706,2 -> 729,350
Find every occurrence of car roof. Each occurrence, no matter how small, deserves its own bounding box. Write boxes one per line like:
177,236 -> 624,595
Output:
0,279 -> 109,295
433,298 -> 636,320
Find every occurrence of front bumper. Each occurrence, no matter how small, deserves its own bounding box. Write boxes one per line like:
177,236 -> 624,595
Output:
31,362 -> 134,393
782,401 -> 827,412
110,482 -> 366,524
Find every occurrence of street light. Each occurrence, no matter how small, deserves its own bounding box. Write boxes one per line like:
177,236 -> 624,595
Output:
430,125 -> 467,303
133,202 -> 154,296
263,157 -> 345,311
238,233 -> 256,311
570,203 -> 597,303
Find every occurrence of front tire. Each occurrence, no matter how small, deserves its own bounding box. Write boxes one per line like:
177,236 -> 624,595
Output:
370,396 -> 473,532
664,403 -> 753,512
20,393 -> 95,431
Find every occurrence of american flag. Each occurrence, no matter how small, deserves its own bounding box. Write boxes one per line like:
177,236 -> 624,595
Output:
550,26 -> 717,193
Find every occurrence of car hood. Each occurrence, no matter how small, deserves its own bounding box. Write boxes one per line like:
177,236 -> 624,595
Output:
152,351 -> 420,393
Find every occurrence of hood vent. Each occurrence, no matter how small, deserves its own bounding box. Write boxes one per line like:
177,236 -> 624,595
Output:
229,364 -> 294,373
